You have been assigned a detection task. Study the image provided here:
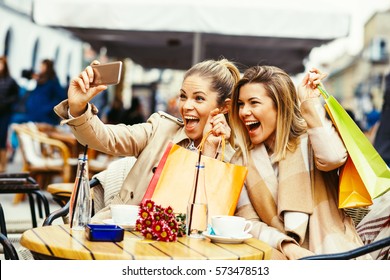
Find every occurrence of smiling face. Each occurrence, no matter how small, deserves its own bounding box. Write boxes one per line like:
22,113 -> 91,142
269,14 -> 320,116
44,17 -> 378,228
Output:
238,83 -> 277,149
179,74 -> 220,145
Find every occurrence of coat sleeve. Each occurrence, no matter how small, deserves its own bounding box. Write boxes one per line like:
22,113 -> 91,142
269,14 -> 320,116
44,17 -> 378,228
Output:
54,99 -> 156,157
300,98 -> 347,171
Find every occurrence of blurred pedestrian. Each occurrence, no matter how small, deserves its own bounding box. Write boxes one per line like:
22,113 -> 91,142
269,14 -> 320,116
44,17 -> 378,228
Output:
374,72 -> 390,166
106,97 -> 124,124
0,56 -> 19,172
120,96 -> 145,125
25,59 -> 66,125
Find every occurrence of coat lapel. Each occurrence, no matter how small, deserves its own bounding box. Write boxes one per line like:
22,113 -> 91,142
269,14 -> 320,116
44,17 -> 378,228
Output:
246,145 -> 285,232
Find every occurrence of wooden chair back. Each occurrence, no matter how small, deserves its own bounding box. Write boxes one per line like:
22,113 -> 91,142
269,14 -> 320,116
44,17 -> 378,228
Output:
12,122 -> 72,186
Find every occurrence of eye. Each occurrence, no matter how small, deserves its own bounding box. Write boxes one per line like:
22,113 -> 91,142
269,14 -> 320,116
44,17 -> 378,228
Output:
195,95 -> 205,102
179,93 -> 187,100
237,101 -> 244,107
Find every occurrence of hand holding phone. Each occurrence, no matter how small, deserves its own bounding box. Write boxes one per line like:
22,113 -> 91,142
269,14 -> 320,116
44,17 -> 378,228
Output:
91,61 -> 122,86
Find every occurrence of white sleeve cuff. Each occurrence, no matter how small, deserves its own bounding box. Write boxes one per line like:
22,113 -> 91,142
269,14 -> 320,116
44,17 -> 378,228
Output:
68,108 -> 75,119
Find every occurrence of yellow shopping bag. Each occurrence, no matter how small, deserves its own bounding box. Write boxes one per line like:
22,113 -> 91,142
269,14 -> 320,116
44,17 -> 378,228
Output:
338,157 -> 373,208
318,85 -> 390,208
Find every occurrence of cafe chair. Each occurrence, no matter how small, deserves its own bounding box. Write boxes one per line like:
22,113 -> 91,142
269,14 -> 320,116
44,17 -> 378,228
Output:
0,232 -> 19,260
43,177 -> 100,226
12,123 -> 72,188
43,156 -> 137,226
88,153 -> 114,178
299,236 -> 390,260
0,173 -> 51,228
47,182 -> 73,207
0,203 -> 19,260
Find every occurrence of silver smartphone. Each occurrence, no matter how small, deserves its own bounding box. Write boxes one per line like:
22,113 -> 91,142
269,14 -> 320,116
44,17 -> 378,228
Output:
91,61 -> 122,86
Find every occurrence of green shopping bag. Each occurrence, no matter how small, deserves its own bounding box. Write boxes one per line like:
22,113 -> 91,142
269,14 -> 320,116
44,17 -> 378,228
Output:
318,85 -> 390,202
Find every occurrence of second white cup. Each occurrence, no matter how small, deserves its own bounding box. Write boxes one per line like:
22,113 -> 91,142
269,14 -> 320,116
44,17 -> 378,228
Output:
110,204 -> 139,225
211,215 -> 253,237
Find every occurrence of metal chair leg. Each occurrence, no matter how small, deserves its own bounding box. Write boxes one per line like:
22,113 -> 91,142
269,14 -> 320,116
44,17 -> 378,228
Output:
0,232 -> 19,260
33,190 -> 50,217
0,203 -> 18,260
0,203 -> 7,236
36,196 -> 43,219
27,193 -> 37,228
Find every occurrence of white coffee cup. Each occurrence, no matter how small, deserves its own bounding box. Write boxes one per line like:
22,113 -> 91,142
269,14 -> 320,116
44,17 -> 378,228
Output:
211,215 -> 253,237
110,204 -> 139,225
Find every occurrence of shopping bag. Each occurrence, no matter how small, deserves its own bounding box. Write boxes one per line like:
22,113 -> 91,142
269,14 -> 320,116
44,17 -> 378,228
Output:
142,142 -> 173,201
338,157 -> 372,208
318,85 -> 390,207
142,134 -> 248,219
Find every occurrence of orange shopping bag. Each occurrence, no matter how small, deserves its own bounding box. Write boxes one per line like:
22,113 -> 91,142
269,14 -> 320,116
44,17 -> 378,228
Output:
143,134 -> 248,219
338,157 -> 373,208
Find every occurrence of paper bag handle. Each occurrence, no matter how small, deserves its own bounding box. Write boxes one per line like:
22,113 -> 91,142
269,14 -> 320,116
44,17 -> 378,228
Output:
197,130 -> 226,161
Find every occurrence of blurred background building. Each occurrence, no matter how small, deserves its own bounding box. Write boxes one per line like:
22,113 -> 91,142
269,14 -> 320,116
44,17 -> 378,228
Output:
324,9 -> 390,132
1,0 -> 390,124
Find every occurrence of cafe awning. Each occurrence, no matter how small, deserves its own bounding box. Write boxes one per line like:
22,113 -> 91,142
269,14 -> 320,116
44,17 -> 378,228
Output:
32,0 -> 350,74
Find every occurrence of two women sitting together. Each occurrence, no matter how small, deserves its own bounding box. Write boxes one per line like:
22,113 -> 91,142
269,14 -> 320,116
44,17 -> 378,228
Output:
54,59 -> 371,260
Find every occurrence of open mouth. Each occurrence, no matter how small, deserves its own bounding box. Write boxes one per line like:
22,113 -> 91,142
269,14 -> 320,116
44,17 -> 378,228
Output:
185,116 -> 200,129
245,121 -> 260,132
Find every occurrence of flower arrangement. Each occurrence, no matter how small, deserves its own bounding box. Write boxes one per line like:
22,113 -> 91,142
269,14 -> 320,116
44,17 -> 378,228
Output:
135,199 -> 186,242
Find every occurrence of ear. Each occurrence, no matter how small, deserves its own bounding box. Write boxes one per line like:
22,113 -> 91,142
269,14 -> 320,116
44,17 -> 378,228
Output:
220,98 -> 231,114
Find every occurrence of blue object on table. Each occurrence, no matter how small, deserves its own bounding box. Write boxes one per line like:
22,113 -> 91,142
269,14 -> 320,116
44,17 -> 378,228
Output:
85,224 -> 124,242
207,224 -> 216,235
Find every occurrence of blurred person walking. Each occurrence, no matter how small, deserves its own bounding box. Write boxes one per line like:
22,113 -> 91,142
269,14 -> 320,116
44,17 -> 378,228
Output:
374,72 -> 390,166
25,59 -> 66,125
0,56 -> 19,172
120,96 -> 145,125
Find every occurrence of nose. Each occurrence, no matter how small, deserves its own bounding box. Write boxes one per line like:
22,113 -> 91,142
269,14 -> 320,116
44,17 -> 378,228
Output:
182,99 -> 194,110
240,104 -> 252,116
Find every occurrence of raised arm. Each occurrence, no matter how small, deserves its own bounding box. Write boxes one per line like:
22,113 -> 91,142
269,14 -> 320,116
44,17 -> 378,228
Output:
68,61 -> 107,116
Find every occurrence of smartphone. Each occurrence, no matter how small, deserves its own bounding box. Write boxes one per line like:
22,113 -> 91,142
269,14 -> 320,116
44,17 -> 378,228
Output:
91,61 -> 122,86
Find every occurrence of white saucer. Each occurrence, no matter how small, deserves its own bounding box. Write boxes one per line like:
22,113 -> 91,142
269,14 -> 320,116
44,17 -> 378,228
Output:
102,219 -> 136,230
202,232 -> 252,244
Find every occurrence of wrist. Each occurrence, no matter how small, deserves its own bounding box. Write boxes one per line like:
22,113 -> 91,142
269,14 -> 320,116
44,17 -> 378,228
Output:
202,139 -> 218,158
69,104 -> 87,117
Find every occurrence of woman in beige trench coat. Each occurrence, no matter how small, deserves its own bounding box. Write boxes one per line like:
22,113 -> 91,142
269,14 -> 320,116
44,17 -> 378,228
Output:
54,58 -> 240,222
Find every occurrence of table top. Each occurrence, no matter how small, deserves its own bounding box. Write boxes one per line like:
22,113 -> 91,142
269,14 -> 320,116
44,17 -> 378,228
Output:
20,225 -> 272,260
47,183 -> 74,198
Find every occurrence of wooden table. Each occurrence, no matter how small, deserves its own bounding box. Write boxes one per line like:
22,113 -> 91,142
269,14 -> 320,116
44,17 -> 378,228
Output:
47,183 -> 73,207
20,225 -> 272,260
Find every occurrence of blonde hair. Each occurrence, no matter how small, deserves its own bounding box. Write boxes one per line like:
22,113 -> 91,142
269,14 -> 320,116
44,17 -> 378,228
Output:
230,65 -> 306,163
184,58 -> 240,106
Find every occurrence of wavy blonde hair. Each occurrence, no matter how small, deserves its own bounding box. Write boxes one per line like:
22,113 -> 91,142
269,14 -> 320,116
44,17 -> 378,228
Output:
230,65 -> 307,163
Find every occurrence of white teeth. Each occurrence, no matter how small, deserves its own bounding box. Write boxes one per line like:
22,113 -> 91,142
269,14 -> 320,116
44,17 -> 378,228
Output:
185,116 -> 198,120
245,121 -> 259,126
